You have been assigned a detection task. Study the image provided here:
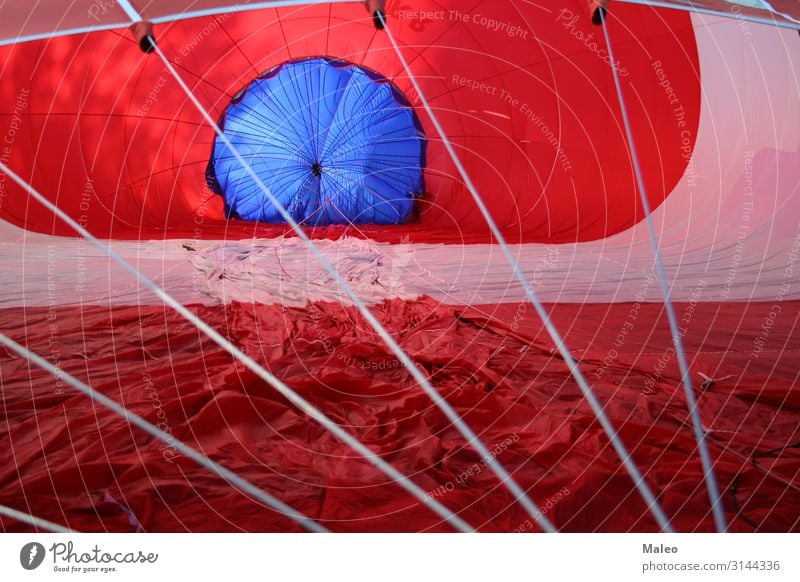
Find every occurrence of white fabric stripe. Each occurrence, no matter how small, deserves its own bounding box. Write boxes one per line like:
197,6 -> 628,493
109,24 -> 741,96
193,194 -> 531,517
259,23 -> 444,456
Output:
2,228 -> 797,307
0,333 -> 328,533
3,18 -> 798,308
0,504 -> 76,533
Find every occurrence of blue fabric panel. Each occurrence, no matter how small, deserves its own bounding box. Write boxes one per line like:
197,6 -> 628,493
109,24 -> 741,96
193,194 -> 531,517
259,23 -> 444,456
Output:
208,57 -> 426,226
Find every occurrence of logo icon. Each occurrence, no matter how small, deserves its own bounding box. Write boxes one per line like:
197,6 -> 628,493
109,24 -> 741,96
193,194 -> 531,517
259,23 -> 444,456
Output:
20,542 -> 46,570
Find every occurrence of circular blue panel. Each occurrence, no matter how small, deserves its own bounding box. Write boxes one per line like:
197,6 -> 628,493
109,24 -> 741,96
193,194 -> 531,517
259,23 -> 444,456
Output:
207,57 -> 426,226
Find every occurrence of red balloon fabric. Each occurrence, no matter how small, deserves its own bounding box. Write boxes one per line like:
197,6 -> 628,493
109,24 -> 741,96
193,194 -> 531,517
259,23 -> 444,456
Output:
1,298 -> 798,532
0,0 -> 798,535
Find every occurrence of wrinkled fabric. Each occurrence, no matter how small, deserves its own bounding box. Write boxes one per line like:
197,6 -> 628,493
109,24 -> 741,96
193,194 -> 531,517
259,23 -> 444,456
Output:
0,298 -> 797,532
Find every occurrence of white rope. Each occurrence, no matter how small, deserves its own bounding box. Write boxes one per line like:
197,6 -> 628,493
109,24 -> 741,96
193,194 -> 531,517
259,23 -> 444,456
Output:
378,13 -> 674,532
114,3 -> 559,532
0,160 -> 472,532
600,12 -> 727,532
0,333 -> 327,532
0,504 -> 75,533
